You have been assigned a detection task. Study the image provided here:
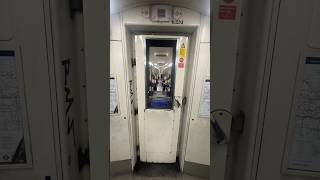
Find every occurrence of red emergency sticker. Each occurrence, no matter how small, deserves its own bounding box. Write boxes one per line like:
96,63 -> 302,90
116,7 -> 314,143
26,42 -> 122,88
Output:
219,5 -> 237,20
178,62 -> 184,68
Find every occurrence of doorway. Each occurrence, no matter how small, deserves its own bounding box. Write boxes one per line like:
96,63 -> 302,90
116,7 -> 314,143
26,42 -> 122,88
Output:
134,35 -> 189,164
108,6 -> 211,177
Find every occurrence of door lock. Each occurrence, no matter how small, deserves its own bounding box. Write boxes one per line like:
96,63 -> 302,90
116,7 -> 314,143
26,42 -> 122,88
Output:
211,111 -> 227,145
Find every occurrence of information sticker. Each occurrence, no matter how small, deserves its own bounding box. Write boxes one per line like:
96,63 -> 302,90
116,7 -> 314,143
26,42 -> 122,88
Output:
287,57 -> 320,172
110,77 -> 119,114
199,79 -> 210,117
178,62 -> 184,68
179,43 -> 186,58
0,51 -> 27,165
179,48 -> 186,57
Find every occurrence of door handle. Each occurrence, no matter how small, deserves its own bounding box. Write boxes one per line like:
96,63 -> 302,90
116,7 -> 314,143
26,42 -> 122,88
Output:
211,111 -> 227,145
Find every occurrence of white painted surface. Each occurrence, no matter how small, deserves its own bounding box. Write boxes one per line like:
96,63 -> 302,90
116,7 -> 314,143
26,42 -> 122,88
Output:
255,0 -> 320,179
123,30 -> 138,170
135,35 -> 188,163
180,14 -> 210,167
228,0 -> 280,179
178,28 -> 200,170
110,13 -> 122,41
145,109 -> 174,162
0,0 -> 13,41
121,6 -> 201,27
117,4 -> 213,168
185,43 -> 210,165
308,1 -> 320,49
114,4 -> 213,168
135,35 -> 147,161
110,0 -> 210,16
0,0 -> 62,179
211,0 -> 242,179
49,0 -> 84,179
83,0 -> 109,179
110,41 -> 131,161
200,16 -> 210,43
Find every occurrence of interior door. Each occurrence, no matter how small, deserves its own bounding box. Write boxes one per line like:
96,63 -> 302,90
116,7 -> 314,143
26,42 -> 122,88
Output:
256,0 -> 320,179
135,35 -> 188,163
110,41 -> 132,163
0,0 -> 61,179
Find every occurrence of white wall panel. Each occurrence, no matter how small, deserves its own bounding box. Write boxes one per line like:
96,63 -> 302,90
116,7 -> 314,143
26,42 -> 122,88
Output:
200,16 -> 210,43
308,1 -> 320,49
0,0 -> 13,41
110,41 -> 131,161
185,43 -> 210,165
122,6 -> 201,26
110,14 -> 122,41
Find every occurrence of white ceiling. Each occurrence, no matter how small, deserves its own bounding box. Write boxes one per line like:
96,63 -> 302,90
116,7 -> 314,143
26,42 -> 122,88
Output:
110,0 -> 210,16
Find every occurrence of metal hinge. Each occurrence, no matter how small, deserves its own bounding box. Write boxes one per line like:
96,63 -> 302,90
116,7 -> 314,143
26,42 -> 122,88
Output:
182,97 -> 187,106
78,147 -> 90,171
134,108 -> 138,115
132,58 -> 136,67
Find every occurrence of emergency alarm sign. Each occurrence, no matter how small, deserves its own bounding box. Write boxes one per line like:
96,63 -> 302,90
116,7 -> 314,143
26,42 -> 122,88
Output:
219,5 -> 237,20
178,43 -> 186,68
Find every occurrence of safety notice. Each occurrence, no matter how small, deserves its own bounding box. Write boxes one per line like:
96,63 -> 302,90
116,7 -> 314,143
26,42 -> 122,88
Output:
179,48 -> 186,57
0,51 -> 26,164
288,57 -> 320,172
219,5 -> 237,20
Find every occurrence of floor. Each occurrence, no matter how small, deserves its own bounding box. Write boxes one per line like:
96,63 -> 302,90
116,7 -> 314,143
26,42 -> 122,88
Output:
111,162 -> 208,180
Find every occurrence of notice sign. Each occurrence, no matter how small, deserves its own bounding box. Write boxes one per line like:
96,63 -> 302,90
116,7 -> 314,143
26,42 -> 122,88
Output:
199,80 -> 210,117
288,57 -> 320,172
0,51 -> 26,164
110,77 -> 119,114
219,5 -> 237,20
178,62 -> 184,68
179,43 -> 186,58
179,48 -> 185,58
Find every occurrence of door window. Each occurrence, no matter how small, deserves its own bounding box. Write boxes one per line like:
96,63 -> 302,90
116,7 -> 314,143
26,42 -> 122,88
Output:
145,39 -> 177,109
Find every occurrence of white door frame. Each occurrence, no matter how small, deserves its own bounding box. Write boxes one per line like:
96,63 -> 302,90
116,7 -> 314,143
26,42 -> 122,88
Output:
83,0 -> 109,180
83,0 -> 242,179
134,35 -> 189,163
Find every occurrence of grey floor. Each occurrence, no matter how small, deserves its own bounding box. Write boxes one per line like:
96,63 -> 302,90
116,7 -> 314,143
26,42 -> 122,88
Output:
111,162 -> 207,180
111,173 -> 207,180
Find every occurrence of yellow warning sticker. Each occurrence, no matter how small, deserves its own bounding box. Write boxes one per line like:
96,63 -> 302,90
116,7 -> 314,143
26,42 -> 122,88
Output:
179,48 -> 186,57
